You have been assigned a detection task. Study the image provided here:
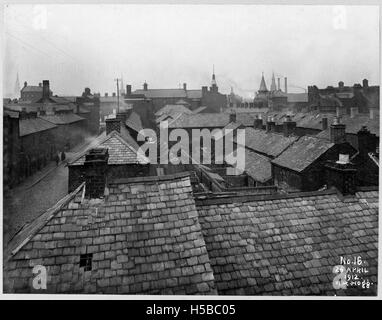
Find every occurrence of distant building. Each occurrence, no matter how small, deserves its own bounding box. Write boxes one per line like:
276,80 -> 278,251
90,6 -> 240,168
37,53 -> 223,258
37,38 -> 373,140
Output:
308,79 -> 379,116
3,80 -> 99,189
20,81 -> 52,102
124,70 -> 227,119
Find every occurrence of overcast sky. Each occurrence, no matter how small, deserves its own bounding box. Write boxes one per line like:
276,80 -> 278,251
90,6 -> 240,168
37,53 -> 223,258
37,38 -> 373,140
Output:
3,4 -> 380,98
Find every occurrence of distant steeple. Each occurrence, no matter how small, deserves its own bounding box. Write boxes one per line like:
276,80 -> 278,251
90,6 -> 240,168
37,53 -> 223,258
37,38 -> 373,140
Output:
210,64 -> 218,92
14,72 -> 20,99
270,72 -> 277,92
259,72 -> 268,92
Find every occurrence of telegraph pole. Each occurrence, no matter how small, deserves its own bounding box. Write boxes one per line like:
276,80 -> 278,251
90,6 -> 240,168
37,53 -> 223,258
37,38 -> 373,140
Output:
114,78 -> 121,113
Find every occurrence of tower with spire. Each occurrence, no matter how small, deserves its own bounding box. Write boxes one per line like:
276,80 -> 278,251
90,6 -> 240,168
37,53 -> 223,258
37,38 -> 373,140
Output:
210,64 -> 218,93
270,72 -> 277,92
258,72 -> 268,93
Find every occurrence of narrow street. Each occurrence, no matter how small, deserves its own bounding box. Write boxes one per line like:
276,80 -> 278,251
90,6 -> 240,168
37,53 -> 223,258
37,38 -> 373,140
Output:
3,134 -> 105,245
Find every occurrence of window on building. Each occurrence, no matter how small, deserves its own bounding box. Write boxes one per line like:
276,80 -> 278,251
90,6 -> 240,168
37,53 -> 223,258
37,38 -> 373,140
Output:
79,253 -> 93,271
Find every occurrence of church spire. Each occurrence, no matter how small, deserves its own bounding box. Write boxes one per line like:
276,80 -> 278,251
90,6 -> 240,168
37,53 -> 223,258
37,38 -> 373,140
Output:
270,72 -> 277,92
259,72 -> 268,92
210,64 -> 218,92
14,72 -> 20,99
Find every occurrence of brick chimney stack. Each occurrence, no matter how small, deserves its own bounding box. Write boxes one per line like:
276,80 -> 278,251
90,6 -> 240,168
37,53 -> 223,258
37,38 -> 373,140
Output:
284,77 -> 288,94
322,117 -> 328,130
254,114 -> 263,130
283,115 -> 296,137
229,111 -> 236,123
357,126 -> 377,161
350,106 -> 358,118
266,116 -> 276,133
126,85 -> 131,96
183,83 -> 187,91
143,82 -> 148,91
325,154 -> 357,195
330,117 -> 346,144
84,148 -> 109,199
105,118 -> 121,135
42,80 -> 50,100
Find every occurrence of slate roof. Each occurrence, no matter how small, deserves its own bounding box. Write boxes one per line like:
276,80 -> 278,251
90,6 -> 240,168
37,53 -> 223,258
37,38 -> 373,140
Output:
21,85 -> 45,93
69,130 -> 146,166
39,113 -> 85,125
187,90 -> 203,99
155,104 -> 193,117
3,169 -> 379,295
168,113 -> 256,129
4,174 -> 217,295
244,149 -> 272,183
307,114 -> 379,138
19,118 -> 57,137
175,99 -> 190,105
340,115 -> 379,137
271,136 -> 334,172
192,106 -> 208,114
196,188 -> 378,295
237,128 -> 298,158
294,112 -> 335,130
133,89 -> 187,99
125,111 -> 143,133
168,113 -> 230,128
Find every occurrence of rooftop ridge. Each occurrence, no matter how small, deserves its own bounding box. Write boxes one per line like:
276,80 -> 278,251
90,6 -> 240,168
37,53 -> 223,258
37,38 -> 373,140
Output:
109,172 -> 191,185
6,182 -> 85,261
195,187 -> 341,206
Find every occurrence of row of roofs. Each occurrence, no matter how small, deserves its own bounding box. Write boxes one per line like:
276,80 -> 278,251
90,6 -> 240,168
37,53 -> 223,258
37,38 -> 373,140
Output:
162,109 -> 379,137
4,171 -> 378,295
4,108 -> 86,137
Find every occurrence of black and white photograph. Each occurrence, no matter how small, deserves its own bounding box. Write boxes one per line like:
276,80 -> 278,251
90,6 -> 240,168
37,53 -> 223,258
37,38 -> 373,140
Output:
1,2 -> 380,298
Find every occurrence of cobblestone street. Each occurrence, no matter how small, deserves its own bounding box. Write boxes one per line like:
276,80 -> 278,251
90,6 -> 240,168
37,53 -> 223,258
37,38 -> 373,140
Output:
3,134 -> 104,246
